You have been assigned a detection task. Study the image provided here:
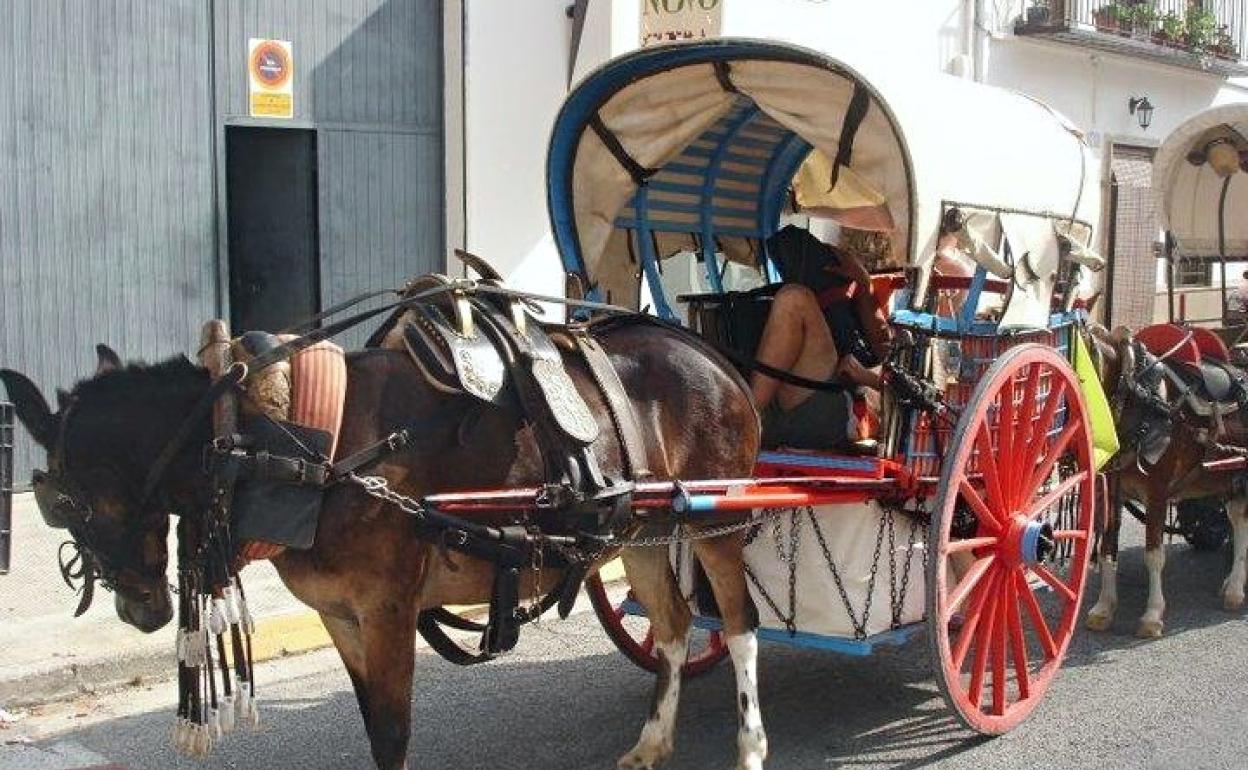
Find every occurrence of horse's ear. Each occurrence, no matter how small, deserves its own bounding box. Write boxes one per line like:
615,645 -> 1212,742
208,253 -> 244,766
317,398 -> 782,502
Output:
95,344 -> 122,375
0,369 -> 58,448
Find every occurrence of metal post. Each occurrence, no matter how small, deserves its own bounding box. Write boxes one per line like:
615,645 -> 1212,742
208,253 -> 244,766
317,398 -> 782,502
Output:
1,401 -> 13,574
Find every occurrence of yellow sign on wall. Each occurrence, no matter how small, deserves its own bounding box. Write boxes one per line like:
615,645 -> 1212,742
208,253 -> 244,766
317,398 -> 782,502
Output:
248,39 -> 294,118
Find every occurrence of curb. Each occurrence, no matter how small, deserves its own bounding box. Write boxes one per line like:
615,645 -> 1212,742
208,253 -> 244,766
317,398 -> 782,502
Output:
1,561 -> 627,709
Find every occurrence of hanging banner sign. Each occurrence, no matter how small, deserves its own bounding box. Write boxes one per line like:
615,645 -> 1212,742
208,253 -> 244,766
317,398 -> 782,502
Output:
248,39 -> 294,118
640,0 -> 722,47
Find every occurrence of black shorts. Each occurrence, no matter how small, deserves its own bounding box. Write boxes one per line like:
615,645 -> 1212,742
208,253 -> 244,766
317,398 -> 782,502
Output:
761,388 -> 853,451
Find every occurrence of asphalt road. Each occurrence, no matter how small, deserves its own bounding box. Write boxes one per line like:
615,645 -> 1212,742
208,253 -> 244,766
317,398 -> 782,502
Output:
4,534 -> 1248,770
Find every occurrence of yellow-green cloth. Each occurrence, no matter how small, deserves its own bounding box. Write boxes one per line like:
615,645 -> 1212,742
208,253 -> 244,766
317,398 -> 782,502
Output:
1074,330 -> 1119,470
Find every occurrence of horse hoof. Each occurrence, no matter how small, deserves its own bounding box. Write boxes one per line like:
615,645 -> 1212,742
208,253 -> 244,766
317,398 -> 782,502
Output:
617,742 -> 672,770
1135,619 -> 1164,638
734,757 -> 766,770
1222,592 -> 1245,611
1085,609 -> 1114,632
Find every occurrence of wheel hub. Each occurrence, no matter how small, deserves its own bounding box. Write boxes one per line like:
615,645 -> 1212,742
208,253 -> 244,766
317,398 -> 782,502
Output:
1019,520 -> 1055,565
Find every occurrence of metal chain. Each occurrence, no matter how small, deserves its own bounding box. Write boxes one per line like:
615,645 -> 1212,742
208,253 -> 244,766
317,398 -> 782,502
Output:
808,505 -> 887,641
615,508 -> 791,548
886,506 -> 898,625
349,473 -> 428,519
892,508 -> 925,627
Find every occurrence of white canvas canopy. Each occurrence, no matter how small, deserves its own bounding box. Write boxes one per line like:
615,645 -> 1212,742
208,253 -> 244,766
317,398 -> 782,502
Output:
1154,102 -> 1248,259
547,40 -> 1099,327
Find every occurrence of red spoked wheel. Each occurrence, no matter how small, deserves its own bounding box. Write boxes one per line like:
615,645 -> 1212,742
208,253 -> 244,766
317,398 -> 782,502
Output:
585,572 -> 729,678
928,344 -> 1095,734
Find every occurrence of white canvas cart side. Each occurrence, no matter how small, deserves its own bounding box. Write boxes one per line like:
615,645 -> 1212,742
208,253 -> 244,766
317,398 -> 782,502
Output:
547,39 -> 1104,734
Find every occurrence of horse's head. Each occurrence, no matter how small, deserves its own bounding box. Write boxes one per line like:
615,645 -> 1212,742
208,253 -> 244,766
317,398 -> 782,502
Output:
1,346 -> 210,632
1085,323 -> 1172,467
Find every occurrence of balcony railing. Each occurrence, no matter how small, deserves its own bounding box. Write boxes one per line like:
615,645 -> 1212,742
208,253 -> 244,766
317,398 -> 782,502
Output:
1016,1 -> 1248,76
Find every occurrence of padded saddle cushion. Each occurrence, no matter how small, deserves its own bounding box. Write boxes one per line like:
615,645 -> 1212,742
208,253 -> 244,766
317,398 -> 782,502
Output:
1171,361 -> 1236,403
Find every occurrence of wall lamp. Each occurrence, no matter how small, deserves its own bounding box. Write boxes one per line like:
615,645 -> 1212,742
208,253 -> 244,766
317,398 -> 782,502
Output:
1129,96 -> 1155,130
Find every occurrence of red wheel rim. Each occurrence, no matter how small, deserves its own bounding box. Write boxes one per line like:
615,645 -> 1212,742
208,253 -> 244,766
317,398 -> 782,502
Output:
928,344 -> 1095,734
585,572 -> 729,678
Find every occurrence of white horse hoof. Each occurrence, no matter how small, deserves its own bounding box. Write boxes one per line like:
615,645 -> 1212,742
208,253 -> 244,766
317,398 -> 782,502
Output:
1085,607 -> 1114,632
1222,588 -> 1245,611
734,757 -> 766,770
617,742 -> 672,770
1135,618 -> 1164,638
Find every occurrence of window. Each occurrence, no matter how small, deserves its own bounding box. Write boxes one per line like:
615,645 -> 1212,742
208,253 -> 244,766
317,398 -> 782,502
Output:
1174,257 -> 1214,288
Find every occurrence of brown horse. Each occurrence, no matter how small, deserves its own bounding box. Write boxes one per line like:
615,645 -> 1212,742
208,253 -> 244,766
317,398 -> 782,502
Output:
0,316 -> 767,770
1085,324 -> 1248,638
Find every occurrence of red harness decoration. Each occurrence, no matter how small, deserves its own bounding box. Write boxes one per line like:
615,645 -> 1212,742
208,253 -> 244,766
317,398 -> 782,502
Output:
1136,323 -> 1202,367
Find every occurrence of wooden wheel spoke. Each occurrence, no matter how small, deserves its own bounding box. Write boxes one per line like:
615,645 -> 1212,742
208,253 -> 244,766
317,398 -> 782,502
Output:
1011,365 -> 1043,504
1016,569 -> 1058,659
992,577 -> 1009,716
998,375 -> 1018,504
953,570 -> 1001,671
1023,378 -> 1068,480
947,536 -> 999,554
1023,470 -> 1088,522
1006,578 -> 1031,701
968,586 -> 1000,708
1030,564 -> 1078,604
1025,418 -> 1084,503
959,479 -> 1004,534
975,423 -> 1006,511
1053,529 -> 1088,541
949,556 -> 998,613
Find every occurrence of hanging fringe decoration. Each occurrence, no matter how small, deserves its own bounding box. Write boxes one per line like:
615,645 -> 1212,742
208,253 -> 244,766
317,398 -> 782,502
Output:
169,319 -> 262,757
171,450 -> 261,757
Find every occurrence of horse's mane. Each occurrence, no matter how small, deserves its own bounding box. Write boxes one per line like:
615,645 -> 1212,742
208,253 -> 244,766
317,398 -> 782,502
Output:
71,356 -> 207,405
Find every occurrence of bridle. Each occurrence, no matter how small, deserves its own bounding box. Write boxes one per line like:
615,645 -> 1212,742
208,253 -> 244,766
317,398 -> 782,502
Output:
34,387 -> 203,616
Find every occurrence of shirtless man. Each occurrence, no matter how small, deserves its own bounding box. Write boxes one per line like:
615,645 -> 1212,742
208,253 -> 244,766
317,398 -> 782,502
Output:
750,244 -> 890,450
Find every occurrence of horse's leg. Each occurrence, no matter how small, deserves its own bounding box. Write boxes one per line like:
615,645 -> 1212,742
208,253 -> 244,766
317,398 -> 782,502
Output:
321,613 -> 371,726
692,535 -> 766,770
1136,491 -> 1169,638
617,545 -> 691,770
1221,498 -> 1248,610
355,607 -> 418,770
1086,489 -> 1122,632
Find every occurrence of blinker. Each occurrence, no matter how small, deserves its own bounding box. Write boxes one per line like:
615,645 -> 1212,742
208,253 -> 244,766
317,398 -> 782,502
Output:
31,468 -> 88,530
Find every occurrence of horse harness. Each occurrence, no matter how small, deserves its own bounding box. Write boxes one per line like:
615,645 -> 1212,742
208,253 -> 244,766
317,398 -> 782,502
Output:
157,273 -> 659,667
1110,332 -> 1248,475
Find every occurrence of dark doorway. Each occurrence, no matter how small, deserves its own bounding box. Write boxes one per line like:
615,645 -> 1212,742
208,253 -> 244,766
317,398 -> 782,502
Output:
226,126 -> 320,332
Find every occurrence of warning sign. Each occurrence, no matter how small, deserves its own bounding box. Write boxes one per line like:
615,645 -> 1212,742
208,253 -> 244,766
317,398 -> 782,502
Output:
248,39 -> 294,118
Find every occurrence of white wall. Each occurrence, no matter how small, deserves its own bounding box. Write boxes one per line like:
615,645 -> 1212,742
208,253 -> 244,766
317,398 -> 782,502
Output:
461,1 -> 572,297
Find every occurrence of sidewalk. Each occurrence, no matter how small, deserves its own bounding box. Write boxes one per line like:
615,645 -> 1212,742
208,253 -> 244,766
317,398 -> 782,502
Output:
0,494 -> 325,709
1,493 -> 626,711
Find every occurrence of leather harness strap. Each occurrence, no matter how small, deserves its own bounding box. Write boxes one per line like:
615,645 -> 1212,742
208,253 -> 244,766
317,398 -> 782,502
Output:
573,330 -> 653,480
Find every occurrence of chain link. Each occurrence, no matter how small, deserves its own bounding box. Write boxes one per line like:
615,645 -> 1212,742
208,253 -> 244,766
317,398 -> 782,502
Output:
349,473 -> 428,519
615,508 -> 790,548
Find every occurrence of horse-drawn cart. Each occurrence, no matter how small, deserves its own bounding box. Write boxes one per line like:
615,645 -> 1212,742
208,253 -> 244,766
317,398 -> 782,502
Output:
448,40 -> 1105,734
1144,104 -> 1248,550
2,38 -> 1115,767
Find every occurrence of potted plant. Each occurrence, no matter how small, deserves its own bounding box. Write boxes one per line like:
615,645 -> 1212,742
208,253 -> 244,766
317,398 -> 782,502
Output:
1213,25 -> 1240,60
1027,0 -> 1051,26
1185,5 -> 1218,54
1153,11 -> 1184,48
1093,2 -> 1123,33
1131,3 -> 1158,42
